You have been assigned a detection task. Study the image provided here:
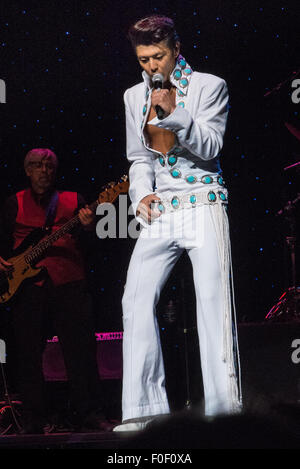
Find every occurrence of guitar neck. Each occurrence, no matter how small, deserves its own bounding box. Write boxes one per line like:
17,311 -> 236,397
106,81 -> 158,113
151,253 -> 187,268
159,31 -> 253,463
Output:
26,199 -> 98,264
24,176 -> 129,265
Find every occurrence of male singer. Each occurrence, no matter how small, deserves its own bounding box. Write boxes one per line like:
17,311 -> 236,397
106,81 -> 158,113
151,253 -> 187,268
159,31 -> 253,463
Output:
114,15 -> 242,432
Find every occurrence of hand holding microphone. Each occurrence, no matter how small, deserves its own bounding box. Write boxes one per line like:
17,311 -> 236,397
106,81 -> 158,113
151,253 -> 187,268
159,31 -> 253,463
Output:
151,73 -> 176,120
152,73 -> 165,120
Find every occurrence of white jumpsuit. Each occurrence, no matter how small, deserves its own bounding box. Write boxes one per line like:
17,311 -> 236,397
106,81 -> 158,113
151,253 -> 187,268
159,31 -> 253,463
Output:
121,56 -> 242,420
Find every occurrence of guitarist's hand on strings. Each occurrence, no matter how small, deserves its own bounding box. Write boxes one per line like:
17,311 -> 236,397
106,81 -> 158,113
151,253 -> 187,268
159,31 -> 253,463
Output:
0,256 -> 12,272
78,205 -> 95,230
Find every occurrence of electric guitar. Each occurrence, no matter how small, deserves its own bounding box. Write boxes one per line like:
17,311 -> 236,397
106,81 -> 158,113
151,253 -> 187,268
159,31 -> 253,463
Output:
0,175 -> 129,304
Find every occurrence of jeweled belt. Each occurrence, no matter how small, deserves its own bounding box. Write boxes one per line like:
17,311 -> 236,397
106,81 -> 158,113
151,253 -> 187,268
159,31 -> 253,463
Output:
156,188 -> 228,214
158,157 -> 226,187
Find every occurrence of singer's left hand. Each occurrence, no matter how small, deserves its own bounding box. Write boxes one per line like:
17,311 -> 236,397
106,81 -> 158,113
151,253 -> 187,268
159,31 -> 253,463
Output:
151,89 -> 176,117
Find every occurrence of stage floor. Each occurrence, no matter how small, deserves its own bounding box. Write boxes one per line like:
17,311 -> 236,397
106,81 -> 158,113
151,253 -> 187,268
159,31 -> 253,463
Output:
0,429 -> 130,449
1,321 -> 300,449
1,407 -> 300,450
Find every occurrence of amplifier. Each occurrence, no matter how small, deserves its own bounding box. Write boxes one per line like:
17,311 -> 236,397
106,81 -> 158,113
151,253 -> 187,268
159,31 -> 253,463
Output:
42,323 -> 300,408
42,332 -> 123,381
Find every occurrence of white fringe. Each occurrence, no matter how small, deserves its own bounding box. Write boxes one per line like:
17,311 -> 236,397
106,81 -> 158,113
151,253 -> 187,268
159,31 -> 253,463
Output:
209,202 -> 243,413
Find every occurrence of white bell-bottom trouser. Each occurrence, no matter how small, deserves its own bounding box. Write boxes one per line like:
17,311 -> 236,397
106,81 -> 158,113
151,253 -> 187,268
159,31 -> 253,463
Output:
121,202 -> 241,421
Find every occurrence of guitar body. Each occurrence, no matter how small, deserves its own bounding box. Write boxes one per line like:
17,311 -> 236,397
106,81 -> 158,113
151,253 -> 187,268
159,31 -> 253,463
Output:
0,229 -> 46,304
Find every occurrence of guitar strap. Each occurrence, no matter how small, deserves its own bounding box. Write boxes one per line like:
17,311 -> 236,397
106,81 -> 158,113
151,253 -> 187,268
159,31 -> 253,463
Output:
43,190 -> 59,231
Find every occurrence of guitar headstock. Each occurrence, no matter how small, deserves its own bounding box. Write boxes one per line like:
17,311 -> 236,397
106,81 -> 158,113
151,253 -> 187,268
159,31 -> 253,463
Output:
97,175 -> 129,204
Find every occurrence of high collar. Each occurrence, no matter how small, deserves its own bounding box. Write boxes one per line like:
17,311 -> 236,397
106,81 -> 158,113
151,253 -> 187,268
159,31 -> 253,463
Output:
142,54 -> 193,97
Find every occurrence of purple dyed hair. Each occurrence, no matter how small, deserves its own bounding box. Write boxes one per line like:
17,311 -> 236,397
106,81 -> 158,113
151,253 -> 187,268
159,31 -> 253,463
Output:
24,148 -> 58,169
128,15 -> 180,50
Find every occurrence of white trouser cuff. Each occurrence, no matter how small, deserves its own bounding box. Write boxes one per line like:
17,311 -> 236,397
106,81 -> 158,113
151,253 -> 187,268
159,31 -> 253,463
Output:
123,402 -> 170,422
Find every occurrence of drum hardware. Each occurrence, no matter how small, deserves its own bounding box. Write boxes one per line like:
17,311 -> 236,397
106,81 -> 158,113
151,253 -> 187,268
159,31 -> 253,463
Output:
266,167 -> 300,321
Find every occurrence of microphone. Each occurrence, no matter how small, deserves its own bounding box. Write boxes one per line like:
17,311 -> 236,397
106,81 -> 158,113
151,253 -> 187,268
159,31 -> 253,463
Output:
152,73 -> 165,120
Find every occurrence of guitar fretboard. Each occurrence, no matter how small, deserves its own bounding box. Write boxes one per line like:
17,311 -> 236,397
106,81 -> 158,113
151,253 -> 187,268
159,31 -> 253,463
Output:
23,180 -> 129,265
0,177 -> 129,304
25,199 -> 99,264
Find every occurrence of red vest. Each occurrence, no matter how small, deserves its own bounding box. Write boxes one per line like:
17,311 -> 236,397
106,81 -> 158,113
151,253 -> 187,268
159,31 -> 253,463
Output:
14,188 -> 86,286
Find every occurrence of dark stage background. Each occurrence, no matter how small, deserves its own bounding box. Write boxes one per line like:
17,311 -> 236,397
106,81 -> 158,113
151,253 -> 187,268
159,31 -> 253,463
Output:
0,0 -> 299,335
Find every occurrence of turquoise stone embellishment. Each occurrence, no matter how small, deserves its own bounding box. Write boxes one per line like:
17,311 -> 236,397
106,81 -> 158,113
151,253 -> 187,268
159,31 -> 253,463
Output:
171,196 -> 180,209
208,191 -> 217,202
174,69 -> 182,80
168,155 -> 177,166
158,203 -> 165,213
217,176 -> 224,186
142,104 -> 147,115
159,157 -> 165,167
180,78 -> 188,88
170,168 -> 181,178
173,147 -> 182,154
179,59 -> 186,68
178,101 -> 185,108
177,89 -> 185,97
190,195 -> 197,204
186,175 -> 197,184
201,175 -> 213,184
183,68 -> 192,75
219,191 -> 227,201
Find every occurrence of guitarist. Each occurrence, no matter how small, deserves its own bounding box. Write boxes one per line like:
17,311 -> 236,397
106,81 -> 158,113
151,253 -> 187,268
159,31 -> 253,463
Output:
0,148 -> 112,434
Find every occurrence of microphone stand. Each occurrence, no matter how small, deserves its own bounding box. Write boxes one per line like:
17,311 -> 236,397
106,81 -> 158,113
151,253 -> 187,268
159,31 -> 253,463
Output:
180,277 -> 192,410
0,362 -> 22,434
